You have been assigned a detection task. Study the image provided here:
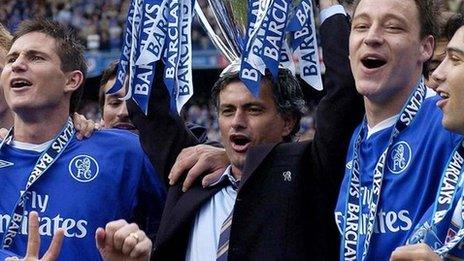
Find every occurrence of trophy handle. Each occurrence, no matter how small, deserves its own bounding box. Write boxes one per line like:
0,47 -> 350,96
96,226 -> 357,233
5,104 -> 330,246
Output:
194,2 -> 238,63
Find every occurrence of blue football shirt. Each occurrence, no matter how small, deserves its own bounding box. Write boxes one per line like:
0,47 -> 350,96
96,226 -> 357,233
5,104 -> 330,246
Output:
335,95 -> 462,260
0,129 -> 165,260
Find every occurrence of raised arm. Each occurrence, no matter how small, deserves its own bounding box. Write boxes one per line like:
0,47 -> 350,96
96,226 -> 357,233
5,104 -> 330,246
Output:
311,3 -> 364,185
127,62 -> 200,184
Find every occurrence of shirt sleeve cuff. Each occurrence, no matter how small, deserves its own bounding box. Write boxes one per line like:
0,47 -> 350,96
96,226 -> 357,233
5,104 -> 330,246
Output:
320,5 -> 347,24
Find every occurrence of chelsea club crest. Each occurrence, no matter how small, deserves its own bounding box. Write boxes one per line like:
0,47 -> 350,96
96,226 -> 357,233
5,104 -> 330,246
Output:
387,141 -> 412,174
68,155 -> 100,182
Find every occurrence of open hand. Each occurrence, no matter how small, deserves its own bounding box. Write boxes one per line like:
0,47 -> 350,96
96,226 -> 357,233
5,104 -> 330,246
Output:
168,144 -> 229,191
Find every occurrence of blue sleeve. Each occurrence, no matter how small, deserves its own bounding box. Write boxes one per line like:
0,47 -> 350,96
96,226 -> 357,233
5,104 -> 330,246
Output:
407,189 -> 464,258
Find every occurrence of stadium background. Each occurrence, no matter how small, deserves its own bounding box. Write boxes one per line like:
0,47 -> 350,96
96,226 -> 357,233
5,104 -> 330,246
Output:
1,0 -> 461,140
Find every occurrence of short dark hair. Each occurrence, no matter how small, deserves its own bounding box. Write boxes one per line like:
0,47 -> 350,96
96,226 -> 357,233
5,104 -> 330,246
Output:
98,60 -> 119,113
211,68 -> 307,142
13,19 -> 87,113
444,12 -> 464,41
352,0 -> 439,77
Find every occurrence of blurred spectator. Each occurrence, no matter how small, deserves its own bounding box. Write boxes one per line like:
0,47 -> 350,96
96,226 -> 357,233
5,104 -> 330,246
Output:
8,0 -> 452,145
0,0 -> 217,51
183,104 -> 220,141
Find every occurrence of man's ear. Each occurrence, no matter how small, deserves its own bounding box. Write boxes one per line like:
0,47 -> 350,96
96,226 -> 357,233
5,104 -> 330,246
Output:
420,35 -> 435,63
282,114 -> 297,138
64,70 -> 84,93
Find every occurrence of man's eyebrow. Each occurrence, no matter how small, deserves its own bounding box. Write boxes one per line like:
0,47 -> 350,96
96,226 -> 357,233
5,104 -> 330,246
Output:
447,47 -> 464,57
219,104 -> 234,109
352,12 -> 408,25
5,51 -> 18,60
6,49 -> 50,59
383,14 -> 408,24
106,93 -> 124,99
351,13 -> 369,23
243,102 -> 264,108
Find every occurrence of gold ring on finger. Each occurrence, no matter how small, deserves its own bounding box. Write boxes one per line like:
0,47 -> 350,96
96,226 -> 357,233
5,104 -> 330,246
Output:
129,232 -> 139,242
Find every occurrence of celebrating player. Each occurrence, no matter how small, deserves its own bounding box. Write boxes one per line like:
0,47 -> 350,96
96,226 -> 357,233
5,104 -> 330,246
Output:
392,12 -> 464,260
0,19 -> 165,260
335,0 -> 462,259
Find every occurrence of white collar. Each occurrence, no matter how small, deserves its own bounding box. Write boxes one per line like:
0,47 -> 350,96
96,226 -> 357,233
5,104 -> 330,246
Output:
365,86 -> 436,139
366,114 -> 399,139
10,139 -> 53,152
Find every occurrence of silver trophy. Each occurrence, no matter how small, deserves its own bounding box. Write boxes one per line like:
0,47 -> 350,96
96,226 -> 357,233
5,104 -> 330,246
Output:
194,0 -> 323,90
194,0 -> 304,62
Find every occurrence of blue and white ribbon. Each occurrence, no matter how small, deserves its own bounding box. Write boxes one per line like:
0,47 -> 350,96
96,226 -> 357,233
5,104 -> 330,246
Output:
136,0 -> 168,65
287,0 -> 323,90
1,119 -> 75,249
113,0 -> 194,115
175,0 -> 194,113
239,0 -> 273,97
261,0 -> 290,79
280,41 -> 295,75
164,0 -> 181,112
407,139 -> 464,257
341,78 -> 427,260
133,0 -> 172,113
108,0 -> 136,95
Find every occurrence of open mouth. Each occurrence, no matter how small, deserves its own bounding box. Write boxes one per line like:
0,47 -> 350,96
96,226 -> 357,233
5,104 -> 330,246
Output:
436,90 -> 450,109
230,134 -> 251,152
438,91 -> 449,100
113,122 -> 136,130
361,56 -> 387,69
11,78 -> 32,88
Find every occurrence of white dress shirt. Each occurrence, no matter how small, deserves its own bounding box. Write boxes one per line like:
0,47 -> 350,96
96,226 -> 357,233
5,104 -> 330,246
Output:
186,165 -> 238,261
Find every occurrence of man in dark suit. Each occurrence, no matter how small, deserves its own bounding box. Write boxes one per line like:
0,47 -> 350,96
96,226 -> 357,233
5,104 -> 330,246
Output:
128,1 -> 364,260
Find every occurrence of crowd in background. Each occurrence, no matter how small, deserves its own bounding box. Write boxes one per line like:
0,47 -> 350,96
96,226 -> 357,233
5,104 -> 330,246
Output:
1,0 -> 463,50
0,0 -> 216,51
0,0 -> 229,141
2,0 -> 464,259
1,0 -> 461,142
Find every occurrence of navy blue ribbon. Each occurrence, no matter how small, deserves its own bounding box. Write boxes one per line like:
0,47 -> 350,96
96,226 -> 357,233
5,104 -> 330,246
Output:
175,0 -> 195,113
240,0 -> 265,97
164,0 -> 181,112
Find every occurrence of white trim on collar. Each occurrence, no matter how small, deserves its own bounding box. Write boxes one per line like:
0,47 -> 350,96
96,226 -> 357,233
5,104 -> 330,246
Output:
10,139 -> 53,152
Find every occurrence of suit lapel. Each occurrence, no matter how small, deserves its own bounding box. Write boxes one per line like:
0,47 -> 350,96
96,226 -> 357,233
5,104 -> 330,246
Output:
157,143 -> 279,248
240,143 -> 279,186
157,184 -> 224,246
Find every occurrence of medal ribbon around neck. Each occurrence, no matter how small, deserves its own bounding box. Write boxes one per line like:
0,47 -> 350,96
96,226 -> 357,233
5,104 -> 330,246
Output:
1,118 -> 75,249
341,78 -> 427,261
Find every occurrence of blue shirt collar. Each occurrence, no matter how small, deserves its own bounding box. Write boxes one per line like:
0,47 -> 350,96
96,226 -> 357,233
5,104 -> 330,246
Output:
208,165 -> 240,190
